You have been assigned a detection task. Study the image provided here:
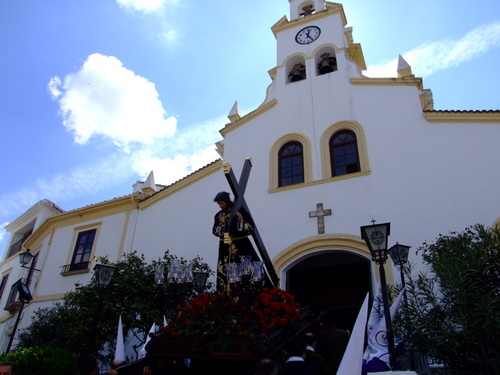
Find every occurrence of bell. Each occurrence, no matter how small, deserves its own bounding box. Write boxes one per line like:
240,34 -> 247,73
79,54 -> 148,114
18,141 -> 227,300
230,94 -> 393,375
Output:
319,60 -> 334,75
290,71 -> 305,82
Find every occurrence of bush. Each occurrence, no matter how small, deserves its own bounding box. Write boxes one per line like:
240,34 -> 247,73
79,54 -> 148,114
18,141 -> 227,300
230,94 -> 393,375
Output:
0,346 -> 76,375
401,224 -> 500,374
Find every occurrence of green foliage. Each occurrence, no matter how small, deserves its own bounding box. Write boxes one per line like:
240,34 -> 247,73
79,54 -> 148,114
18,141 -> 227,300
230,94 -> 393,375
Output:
401,224 -> 500,374
17,303 -> 77,350
0,346 -> 76,375
17,251 -> 213,367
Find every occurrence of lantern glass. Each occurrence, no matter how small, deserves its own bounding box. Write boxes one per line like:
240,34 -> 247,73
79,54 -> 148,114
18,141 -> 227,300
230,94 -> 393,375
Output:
227,263 -> 242,283
155,265 -> 165,285
19,249 -> 33,267
193,271 -> 209,292
360,222 -> 391,262
388,243 -> 411,266
93,264 -> 118,288
251,261 -> 264,282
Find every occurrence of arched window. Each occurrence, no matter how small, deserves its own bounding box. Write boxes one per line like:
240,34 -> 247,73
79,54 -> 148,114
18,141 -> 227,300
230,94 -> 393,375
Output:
279,141 -> 304,187
329,130 -> 360,176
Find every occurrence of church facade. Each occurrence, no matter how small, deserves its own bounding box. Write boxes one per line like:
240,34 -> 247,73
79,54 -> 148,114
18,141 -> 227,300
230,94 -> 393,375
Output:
1,0 -> 499,354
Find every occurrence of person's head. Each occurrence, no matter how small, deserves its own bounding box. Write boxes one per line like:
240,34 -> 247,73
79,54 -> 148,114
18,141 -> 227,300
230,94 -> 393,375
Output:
319,310 -> 338,327
0,362 -> 16,375
76,351 -> 99,375
304,332 -> 317,348
284,337 -> 307,359
214,191 -> 232,210
255,359 -> 279,375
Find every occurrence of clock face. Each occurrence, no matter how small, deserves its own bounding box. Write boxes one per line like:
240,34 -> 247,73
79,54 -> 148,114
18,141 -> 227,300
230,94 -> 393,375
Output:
295,26 -> 321,45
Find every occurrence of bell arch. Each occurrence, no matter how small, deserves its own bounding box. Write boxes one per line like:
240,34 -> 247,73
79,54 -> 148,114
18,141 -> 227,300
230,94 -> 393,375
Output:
285,54 -> 308,84
314,45 -> 338,76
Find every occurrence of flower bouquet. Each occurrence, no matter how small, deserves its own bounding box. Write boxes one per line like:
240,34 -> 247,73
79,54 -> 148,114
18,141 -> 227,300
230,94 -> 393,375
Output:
160,288 -> 301,352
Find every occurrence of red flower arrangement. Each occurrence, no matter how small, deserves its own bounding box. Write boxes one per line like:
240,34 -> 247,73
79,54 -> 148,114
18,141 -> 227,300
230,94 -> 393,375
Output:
162,288 -> 300,348
252,288 -> 301,332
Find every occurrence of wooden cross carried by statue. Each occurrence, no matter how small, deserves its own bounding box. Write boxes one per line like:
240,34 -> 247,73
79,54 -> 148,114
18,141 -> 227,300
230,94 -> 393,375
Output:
222,159 -> 280,287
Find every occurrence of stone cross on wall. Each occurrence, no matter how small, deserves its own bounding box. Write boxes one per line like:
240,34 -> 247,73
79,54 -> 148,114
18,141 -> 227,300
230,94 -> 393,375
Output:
309,203 -> 332,234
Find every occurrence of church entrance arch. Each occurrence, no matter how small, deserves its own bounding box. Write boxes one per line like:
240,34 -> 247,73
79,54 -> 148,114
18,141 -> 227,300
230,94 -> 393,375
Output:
288,251 -> 370,330
273,235 -> 373,331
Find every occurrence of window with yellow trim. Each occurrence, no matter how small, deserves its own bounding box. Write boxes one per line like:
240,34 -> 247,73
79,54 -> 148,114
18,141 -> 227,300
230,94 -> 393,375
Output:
329,130 -> 360,177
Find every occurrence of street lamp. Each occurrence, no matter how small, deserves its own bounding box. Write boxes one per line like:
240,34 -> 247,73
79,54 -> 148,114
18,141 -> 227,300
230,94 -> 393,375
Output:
360,221 -> 396,369
389,242 -> 414,370
6,249 -> 40,353
89,263 -> 118,352
388,243 -> 410,303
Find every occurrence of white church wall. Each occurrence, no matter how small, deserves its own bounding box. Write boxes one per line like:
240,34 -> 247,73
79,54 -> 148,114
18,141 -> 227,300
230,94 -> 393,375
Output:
126,167 -> 226,276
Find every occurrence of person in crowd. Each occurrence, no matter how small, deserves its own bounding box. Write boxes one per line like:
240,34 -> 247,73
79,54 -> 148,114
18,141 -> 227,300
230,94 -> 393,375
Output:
255,358 -> 281,375
304,332 -> 333,375
315,310 -> 350,375
0,362 -> 16,375
282,337 -> 316,375
76,351 -> 117,375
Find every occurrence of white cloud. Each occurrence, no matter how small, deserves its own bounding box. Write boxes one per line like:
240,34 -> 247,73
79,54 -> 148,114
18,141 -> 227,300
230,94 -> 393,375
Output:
132,145 -> 219,185
48,53 -> 177,148
0,223 -> 9,243
365,22 -> 500,78
130,116 -> 225,184
0,156 -> 135,221
116,0 -> 169,13
160,23 -> 178,44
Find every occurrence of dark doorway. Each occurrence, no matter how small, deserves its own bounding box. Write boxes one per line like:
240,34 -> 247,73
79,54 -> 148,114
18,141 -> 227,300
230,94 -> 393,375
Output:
287,251 -> 371,331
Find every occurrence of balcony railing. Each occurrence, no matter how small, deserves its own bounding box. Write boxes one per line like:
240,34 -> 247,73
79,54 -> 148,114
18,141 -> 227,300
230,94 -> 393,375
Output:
60,262 -> 90,274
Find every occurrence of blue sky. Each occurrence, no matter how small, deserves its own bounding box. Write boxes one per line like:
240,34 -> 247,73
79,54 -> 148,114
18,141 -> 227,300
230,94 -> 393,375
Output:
1,0 -> 499,255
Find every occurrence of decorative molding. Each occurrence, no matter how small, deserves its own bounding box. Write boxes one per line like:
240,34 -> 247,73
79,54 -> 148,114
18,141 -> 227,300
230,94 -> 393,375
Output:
424,110 -> 500,123
350,77 -> 423,89
219,99 -> 278,137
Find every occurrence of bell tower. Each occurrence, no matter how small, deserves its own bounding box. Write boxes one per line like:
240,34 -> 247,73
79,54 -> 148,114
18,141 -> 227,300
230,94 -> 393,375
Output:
289,0 -> 326,20
264,1 -> 366,96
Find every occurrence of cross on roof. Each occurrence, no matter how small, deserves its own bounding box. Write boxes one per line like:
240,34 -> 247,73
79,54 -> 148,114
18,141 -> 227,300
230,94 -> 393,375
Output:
309,203 -> 332,234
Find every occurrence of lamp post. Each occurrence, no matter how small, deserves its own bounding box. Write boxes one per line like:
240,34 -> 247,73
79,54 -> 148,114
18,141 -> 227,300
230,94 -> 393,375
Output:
389,243 -> 414,369
388,243 -> 410,306
88,263 -> 118,352
6,249 -> 40,353
360,221 -> 396,370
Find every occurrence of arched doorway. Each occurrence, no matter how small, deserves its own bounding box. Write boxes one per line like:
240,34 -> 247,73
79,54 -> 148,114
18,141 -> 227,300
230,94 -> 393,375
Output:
287,251 -> 371,331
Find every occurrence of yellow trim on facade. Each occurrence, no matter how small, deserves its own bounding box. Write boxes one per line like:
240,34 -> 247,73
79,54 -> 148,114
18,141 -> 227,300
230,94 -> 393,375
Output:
272,233 -> 394,285
271,3 -> 347,37
268,170 -> 371,193
219,99 -> 278,137
0,293 -> 68,323
424,111 -> 500,123
269,133 -> 313,190
350,77 -> 423,90
138,160 -> 223,209
23,195 -> 140,250
320,121 -> 370,179
117,210 -> 133,260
